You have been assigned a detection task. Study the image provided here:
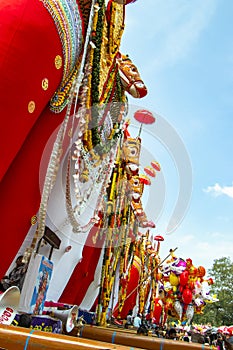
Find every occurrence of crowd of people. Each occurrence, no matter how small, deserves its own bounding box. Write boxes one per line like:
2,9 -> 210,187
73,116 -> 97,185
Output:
123,311 -> 233,348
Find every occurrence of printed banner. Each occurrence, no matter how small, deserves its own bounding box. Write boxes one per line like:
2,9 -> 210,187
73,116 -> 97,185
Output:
18,254 -> 53,314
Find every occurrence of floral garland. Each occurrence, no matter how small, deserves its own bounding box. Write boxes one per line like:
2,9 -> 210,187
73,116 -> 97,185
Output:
85,0 -> 126,158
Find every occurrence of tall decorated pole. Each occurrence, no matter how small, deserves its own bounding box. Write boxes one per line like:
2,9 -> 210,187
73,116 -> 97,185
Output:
149,235 -> 164,320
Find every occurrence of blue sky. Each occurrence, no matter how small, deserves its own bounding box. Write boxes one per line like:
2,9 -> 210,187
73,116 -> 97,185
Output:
121,0 -> 233,271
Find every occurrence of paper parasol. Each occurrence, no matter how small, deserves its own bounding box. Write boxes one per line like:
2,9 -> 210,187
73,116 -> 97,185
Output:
139,175 -> 151,185
151,160 -> 161,171
144,166 -> 156,177
134,109 -> 155,124
134,109 -> 156,136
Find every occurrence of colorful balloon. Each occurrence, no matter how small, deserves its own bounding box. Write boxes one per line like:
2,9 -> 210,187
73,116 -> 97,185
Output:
169,272 -> 179,286
186,304 -> 194,324
174,299 -> 183,320
179,270 -> 189,286
182,286 -> 193,304
197,266 -> 206,278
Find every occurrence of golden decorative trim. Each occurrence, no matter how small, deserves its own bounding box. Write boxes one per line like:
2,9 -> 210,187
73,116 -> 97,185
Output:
28,101 -> 36,113
108,1 -> 125,58
133,255 -> 142,272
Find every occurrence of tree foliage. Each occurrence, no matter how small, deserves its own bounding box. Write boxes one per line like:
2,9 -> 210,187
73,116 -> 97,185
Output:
193,256 -> 233,326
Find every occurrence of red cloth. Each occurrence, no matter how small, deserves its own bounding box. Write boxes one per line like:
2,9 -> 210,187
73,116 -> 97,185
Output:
0,0 -> 64,277
113,263 -> 140,319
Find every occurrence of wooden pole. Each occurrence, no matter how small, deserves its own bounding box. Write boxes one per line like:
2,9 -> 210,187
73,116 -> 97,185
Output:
0,324 -> 140,350
81,325 -> 210,350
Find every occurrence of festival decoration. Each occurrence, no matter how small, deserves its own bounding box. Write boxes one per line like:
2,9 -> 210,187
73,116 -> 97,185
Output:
151,161 -> 161,171
134,109 -> 155,124
0,0 -> 217,338
93,123 -> 160,325
156,254 -> 218,325
134,109 -> 156,136
0,0 -> 149,278
139,175 -> 151,185
117,54 -> 148,98
144,166 -> 156,177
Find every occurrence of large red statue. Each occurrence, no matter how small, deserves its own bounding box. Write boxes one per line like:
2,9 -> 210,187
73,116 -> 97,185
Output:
0,0 -> 149,311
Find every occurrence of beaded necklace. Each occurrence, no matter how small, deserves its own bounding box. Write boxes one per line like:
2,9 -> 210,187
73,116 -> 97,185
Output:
42,0 -> 83,112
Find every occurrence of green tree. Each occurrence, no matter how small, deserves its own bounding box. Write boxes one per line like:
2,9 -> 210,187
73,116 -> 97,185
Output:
193,256 -> 233,326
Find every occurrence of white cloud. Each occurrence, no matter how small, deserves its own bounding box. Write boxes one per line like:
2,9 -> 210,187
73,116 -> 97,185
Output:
203,183 -> 233,199
210,231 -> 225,238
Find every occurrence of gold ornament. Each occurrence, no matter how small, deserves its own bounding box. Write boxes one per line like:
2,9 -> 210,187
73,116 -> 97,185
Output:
28,101 -> 36,113
42,78 -> 49,90
31,215 -> 38,225
54,55 -> 62,70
